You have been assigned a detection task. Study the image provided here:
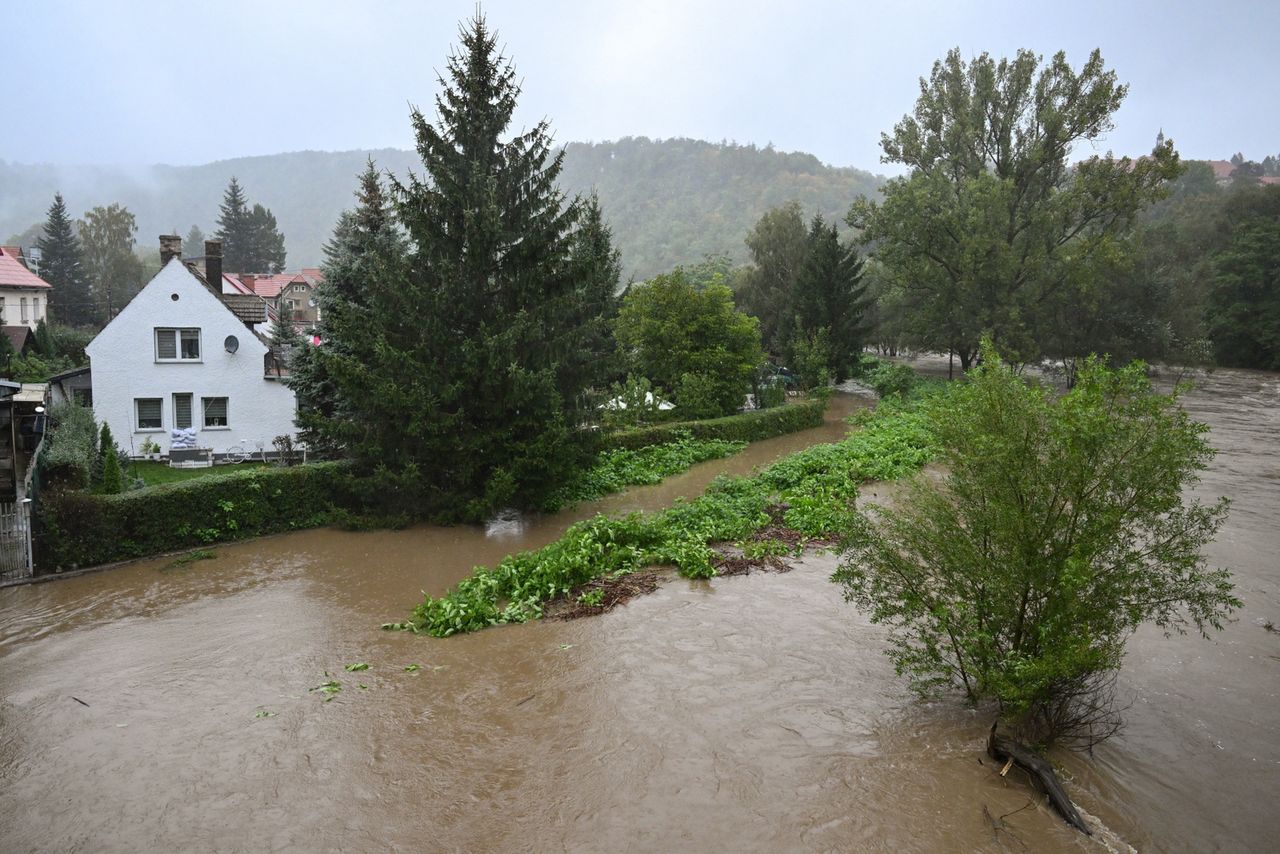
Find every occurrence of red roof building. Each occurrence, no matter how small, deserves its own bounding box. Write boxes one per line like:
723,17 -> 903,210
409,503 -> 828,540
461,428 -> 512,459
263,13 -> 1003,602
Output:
0,246 -> 52,329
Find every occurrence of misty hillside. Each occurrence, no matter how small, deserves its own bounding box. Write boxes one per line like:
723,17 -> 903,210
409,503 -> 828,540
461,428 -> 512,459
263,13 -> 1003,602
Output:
0,138 -> 883,280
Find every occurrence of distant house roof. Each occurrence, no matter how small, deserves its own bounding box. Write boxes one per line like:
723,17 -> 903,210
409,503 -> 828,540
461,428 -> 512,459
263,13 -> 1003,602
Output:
1,326 -> 36,354
1261,176 -> 1280,186
0,246 -> 53,290
1208,160 -> 1236,180
231,272 -> 317,298
220,293 -> 270,324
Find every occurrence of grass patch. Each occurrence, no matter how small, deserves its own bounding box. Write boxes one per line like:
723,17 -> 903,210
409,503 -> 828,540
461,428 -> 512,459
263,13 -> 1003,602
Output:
544,430 -> 746,510
392,392 -> 940,637
127,460 -> 269,487
164,548 -> 217,569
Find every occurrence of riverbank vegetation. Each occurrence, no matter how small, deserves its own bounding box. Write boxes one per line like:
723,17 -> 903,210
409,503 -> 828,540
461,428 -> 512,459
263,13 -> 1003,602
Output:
391,388 -> 936,637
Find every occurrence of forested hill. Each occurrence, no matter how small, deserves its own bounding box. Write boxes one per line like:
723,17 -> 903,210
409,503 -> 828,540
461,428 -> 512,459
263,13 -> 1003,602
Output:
0,138 -> 883,280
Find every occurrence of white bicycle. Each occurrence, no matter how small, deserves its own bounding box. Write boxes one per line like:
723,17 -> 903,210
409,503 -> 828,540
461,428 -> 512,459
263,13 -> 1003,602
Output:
223,440 -> 267,464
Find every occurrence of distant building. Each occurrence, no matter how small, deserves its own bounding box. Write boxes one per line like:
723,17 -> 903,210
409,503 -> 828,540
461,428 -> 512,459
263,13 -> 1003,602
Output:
0,246 -> 52,330
228,268 -> 323,333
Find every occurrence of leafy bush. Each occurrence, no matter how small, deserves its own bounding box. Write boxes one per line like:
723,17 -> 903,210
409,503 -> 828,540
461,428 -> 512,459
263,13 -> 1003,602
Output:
791,326 -> 832,391
757,380 -> 787,409
601,373 -> 665,429
675,371 -> 735,419
42,403 -> 99,489
861,359 -> 919,398
835,350 -> 1236,746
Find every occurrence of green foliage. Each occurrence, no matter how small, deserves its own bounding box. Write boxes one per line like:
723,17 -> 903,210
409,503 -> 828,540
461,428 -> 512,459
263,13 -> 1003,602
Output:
78,202 -> 145,321
614,268 -> 763,417
401,395 -> 937,636
545,430 -> 746,510
42,402 -> 98,489
182,225 -> 205,259
852,48 -> 1182,369
757,379 -> 787,409
674,372 -> 733,419
307,17 -> 615,520
600,373 -> 663,429
791,214 -> 869,379
736,201 -> 809,355
96,423 -> 123,495
790,325 -> 831,391
834,349 -> 1236,744
859,358 -> 920,399
216,177 -> 287,273
38,462 -> 350,569
35,193 -> 91,327
1205,185 -> 1280,369
600,396 -> 827,451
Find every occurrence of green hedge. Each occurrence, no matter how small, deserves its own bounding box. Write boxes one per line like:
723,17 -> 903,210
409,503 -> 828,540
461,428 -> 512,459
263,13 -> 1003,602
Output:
38,462 -> 351,570
598,397 -> 827,452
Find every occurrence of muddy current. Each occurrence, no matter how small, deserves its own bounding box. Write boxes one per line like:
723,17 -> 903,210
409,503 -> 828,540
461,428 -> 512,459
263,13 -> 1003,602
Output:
1,375 -> 1277,852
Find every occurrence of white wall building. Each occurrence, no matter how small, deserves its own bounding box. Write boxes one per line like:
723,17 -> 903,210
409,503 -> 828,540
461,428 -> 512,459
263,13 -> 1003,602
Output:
86,253 -> 297,457
0,245 -> 51,330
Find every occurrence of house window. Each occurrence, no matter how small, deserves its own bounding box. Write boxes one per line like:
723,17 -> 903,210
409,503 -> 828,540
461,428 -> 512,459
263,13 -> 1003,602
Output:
202,397 -> 229,428
136,398 -> 162,430
20,298 -> 28,323
33,297 -> 40,320
173,393 -> 193,430
155,328 -> 201,361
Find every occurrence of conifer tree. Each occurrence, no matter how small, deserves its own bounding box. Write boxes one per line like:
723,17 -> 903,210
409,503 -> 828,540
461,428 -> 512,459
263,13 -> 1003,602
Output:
36,193 -> 92,326
791,214 -> 870,379
216,179 -> 287,273
34,318 -> 57,357
320,14 -> 602,519
182,225 -> 205,259
562,192 -> 622,398
288,160 -> 405,455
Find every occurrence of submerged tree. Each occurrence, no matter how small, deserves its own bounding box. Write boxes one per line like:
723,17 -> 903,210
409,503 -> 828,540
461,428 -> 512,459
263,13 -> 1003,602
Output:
851,49 -> 1182,368
314,14 -> 613,519
36,193 -> 91,326
835,348 -> 1236,746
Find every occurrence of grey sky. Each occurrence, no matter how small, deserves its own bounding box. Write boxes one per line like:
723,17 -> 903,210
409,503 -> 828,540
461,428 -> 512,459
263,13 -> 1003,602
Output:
3,0 -> 1276,171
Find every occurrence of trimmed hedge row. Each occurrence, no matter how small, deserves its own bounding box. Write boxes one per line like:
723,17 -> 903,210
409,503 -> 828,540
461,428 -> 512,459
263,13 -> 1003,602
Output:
597,397 -> 828,452
38,462 -> 351,570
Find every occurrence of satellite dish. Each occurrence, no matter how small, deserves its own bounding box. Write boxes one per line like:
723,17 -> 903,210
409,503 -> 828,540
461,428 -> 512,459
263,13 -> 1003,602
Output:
224,335 -> 240,354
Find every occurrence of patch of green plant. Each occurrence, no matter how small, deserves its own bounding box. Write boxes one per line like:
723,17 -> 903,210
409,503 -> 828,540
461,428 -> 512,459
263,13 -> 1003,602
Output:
309,679 -> 341,698
343,662 -> 369,672
576,588 -> 605,607
164,548 -> 216,569
403,664 -> 421,672
545,430 -> 745,510
398,391 -> 940,637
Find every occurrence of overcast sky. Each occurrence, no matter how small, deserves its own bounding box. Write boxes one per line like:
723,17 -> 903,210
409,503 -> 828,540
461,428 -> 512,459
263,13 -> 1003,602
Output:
3,0 -> 1276,171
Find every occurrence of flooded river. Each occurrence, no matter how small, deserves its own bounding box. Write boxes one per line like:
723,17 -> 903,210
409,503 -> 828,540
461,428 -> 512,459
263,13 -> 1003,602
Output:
2,379 -> 1277,852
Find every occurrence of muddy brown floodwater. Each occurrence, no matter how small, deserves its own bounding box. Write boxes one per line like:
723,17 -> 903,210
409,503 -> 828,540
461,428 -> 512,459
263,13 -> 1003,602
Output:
2,379 -> 1277,852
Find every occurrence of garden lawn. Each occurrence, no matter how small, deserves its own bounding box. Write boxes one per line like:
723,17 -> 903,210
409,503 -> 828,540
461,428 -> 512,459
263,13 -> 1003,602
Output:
127,460 -> 269,487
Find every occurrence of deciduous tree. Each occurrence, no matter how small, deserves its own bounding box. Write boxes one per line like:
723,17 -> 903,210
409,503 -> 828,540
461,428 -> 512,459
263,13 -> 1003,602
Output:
79,203 -> 144,322
850,49 -> 1181,369
835,348 -> 1236,745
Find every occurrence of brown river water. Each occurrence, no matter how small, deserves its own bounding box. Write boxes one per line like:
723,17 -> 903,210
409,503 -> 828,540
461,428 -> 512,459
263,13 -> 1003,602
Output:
1,375 -> 1277,852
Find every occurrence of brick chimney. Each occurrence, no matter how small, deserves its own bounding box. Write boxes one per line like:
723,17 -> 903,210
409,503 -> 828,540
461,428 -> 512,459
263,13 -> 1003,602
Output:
159,234 -> 183,265
241,274 -> 256,292
204,239 -> 223,288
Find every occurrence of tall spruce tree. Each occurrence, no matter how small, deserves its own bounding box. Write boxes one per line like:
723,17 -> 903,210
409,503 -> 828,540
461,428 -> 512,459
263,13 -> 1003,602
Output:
792,214 -> 870,379
216,178 -> 287,273
288,160 -> 406,455
320,14 -> 598,519
182,225 -> 205,259
563,192 -> 622,398
36,193 -> 92,326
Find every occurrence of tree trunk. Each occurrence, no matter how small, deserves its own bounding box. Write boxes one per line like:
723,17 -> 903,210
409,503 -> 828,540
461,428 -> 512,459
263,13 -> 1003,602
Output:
986,722 -> 1091,835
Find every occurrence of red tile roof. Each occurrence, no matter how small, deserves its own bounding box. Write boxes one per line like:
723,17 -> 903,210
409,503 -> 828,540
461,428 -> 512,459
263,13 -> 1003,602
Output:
0,246 -> 53,289
1208,160 -> 1235,179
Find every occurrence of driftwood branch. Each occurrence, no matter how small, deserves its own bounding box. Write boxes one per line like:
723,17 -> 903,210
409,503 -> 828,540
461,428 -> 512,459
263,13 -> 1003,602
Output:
986,722 -> 1091,835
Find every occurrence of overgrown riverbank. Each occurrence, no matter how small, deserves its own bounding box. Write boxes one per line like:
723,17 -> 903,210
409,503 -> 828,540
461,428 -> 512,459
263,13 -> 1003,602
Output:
391,391 -> 939,637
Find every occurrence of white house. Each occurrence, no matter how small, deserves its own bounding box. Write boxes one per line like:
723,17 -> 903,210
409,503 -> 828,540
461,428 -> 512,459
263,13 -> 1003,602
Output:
85,238 -> 297,458
0,245 -> 51,330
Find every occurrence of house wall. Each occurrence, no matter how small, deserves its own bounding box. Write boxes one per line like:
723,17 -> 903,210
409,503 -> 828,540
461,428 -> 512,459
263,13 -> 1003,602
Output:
0,287 -> 47,329
85,260 -> 297,456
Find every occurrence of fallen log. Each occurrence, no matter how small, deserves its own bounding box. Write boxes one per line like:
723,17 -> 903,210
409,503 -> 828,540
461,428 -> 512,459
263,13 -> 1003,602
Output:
986,722 -> 1091,835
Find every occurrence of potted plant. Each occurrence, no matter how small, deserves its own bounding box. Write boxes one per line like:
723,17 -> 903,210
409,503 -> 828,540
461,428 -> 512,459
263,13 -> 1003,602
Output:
138,438 -> 162,461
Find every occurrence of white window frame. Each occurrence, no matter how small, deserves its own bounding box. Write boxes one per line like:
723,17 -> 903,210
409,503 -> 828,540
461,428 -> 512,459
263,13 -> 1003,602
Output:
135,397 -> 163,431
155,327 -> 202,362
20,297 -> 27,323
202,396 -> 229,429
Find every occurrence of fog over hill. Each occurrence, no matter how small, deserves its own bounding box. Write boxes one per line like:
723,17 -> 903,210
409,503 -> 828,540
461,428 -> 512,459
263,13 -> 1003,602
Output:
0,138 -> 883,280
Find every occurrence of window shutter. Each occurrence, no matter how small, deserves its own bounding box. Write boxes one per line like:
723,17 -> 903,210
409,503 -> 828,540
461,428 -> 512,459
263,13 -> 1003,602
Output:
203,397 -> 228,427
136,398 -> 162,429
156,329 -> 177,359
173,394 -> 192,429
